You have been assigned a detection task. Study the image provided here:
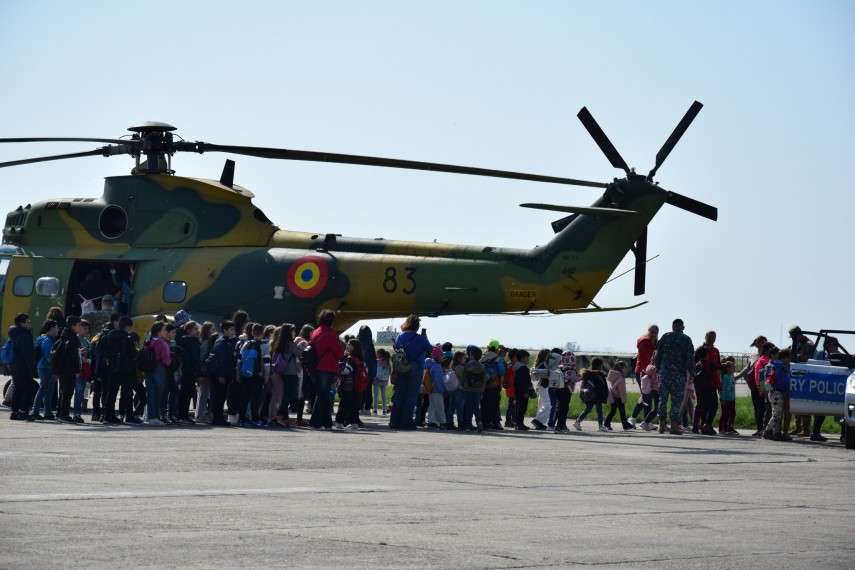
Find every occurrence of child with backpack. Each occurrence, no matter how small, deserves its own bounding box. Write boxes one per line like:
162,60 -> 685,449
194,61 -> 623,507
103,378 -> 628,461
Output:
236,323 -> 265,428
529,349 -> 552,430
424,345 -> 447,428
603,360 -> 634,431
445,351 -> 465,429
143,322 -> 172,426
480,342 -> 506,430
30,319 -> 59,420
270,323 -> 303,427
573,357 -> 609,432
764,348 -> 792,441
53,316 -> 83,423
638,365 -> 661,431
459,346 -> 487,432
554,350 -> 580,433
72,320 -> 94,423
335,338 -> 368,430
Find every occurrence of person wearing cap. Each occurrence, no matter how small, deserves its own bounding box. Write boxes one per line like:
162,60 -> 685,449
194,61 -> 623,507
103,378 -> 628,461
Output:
735,335 -> 767,437
101,294 -> 115,313
424,345 -> 447,428
480,340 -> 506,430
788,326 -> 814,437
653,319 -> 694,435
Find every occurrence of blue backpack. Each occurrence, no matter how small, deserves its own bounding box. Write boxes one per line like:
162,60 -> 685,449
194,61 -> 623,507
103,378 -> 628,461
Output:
240,340 -> 261,378
1,337 -> 15,365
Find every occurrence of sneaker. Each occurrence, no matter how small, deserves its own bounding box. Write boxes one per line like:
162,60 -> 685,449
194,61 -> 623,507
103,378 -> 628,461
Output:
347,423 -> 359,431
381,410 -> 387,415
212,418 -> 231,427
572,419 -> 582,431
493,423 -> 504,431
72,415 -> 85,424
701,425 -> 717,436
43,413 -> 56,421
58,415 -> 74,423
598,424 -> 609,432
251,420 -> 266,428
31,412 -> 44,421
603,423 -> 614,431
148,418 -> 164,426
810,433 -> 828,442
125,416 -> 143,425
19,412 -> 34,422
476,422 -> 483,433
691,427 -> 701,434
515,425 -> 530,431
180,418 -> 196,425
553,427 -> 563,434
294,419 -> 306,427
227,414 -> 238,424
315,426 -> 326,431
195,415 -> 212,425
168,416 -> 180,425
236,419 -> 247,428
372,409 -> 378,414
627,417 -> 636,427
640,421 -> 653,431
531,419 -> 546,430
335,422 -> 345,430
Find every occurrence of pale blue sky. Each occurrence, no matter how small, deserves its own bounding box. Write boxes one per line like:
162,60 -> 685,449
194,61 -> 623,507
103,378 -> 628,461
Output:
1,1 -> 853,352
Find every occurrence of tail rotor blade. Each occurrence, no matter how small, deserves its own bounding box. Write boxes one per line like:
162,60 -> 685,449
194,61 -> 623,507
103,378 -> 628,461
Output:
577,107 -> 630,174
648,101 -> 703,180
666,191 -> 718,221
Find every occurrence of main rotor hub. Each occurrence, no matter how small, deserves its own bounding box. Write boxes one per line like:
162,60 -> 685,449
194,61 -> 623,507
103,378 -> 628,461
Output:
127,122 -> 178,175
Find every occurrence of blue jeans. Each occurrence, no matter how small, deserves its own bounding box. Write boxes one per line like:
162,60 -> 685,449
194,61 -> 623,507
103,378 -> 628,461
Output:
446,390 -> 464,425
462,391 -> 483,429
165,372 -> 179,418
389,366 -> 423,429
277,374 -> 300,417
73,377 -> 87,416
145,363 -> 166,420
372,383 -> 388,410
578,402 -> 603,424
309,371 -> 335,429
32,368 -> 54,415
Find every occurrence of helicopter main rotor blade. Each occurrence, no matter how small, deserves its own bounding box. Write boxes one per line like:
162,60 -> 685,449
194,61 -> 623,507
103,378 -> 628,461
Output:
666,190 -> 718,221
0,137 -> 133,145
648,101 -> 703,180
576,107 -> 630,174
192,143 -> 608,189
0,149 -> 110,169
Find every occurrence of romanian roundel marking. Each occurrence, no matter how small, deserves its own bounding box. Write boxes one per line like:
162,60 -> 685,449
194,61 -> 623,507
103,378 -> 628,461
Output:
287,256 -> 329,298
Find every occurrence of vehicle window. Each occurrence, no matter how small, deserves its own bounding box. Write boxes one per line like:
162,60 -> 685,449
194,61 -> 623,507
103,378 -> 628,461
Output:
0,258 -> 9,292
163,281 -> 187,303
35,277 -> 62,298
12,275 -> 34,296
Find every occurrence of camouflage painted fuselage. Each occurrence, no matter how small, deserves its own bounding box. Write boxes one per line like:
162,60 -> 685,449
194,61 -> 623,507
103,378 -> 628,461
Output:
1,172 -> 665,332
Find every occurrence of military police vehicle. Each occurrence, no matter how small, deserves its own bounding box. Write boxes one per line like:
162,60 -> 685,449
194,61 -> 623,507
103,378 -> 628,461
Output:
789,329 -> 854,448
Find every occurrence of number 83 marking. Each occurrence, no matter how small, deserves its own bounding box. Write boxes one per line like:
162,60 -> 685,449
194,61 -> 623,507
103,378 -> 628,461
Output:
383,266 -> 417,294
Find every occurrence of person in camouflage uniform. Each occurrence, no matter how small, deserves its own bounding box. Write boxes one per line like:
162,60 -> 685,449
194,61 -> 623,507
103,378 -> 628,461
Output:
654,318 -> 694,434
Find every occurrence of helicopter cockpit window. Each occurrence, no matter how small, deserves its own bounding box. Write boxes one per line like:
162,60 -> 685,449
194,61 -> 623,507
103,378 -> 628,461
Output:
35,277 -> 61,298
12,275 -> 34,297
163,281 -> 187,303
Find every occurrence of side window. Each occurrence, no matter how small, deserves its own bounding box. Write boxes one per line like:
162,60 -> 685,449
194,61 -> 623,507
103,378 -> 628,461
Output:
13,275 -> 34,296
36,277 -> 62,298
163,281 -> 187,303
0,258 -> 9,292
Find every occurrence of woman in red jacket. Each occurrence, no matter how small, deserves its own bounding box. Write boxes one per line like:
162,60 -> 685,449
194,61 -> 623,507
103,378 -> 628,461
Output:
308,310 -> 344,430
630,324 -> 658,423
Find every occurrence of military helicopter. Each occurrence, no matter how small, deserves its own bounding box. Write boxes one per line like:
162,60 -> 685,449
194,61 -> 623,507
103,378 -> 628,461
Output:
0,102 -> 715,335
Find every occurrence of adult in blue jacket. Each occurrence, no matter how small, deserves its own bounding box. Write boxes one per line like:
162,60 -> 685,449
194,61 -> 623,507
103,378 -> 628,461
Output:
8,313 -> 38,420
389,314 -> 432,430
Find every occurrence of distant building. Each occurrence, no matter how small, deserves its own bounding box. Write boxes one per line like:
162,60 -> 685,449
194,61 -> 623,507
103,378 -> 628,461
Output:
376,326 -> 397,345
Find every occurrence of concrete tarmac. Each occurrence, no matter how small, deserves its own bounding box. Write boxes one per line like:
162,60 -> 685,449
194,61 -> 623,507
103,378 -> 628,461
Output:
1,414 -> 853,569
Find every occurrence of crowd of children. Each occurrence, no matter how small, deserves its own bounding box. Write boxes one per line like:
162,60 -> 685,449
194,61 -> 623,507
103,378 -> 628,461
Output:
0,310 -> 839,443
